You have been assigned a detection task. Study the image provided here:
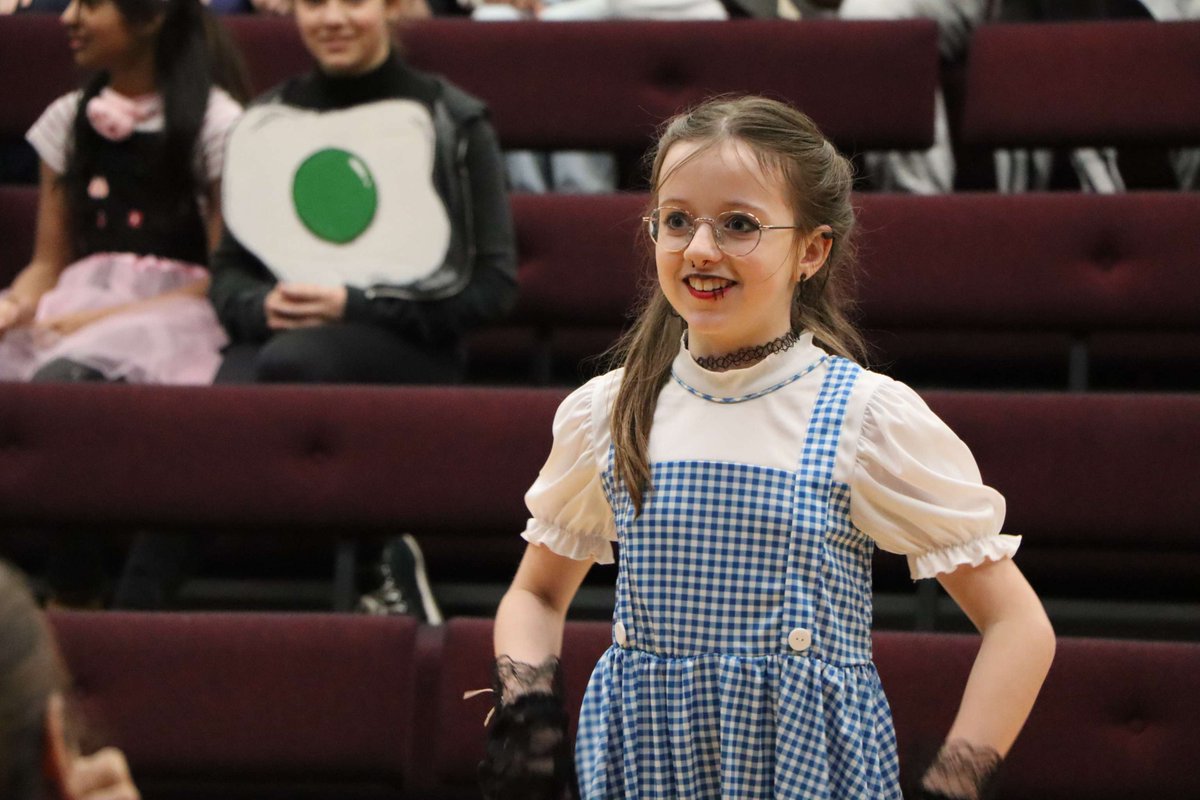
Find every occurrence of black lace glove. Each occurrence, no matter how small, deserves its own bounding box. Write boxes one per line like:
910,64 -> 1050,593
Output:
917,739 -> 1003,800
478,655 -> 579,800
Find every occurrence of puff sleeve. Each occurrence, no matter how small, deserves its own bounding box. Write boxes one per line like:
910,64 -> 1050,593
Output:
25,92 -> 80,175
850,380 -> 1019,580
521,377 -> 617,564
197,88 -> 242,183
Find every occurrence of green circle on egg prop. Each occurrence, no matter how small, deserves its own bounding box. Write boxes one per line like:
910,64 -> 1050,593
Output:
223,101 -> 451,289
292,148 -> 378,244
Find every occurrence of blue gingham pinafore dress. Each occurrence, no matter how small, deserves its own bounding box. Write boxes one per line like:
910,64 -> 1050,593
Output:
575,357 -> 902,799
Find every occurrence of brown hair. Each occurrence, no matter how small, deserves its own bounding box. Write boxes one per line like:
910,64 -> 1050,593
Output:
0,562 -> 68,800
610,95 -> 867,513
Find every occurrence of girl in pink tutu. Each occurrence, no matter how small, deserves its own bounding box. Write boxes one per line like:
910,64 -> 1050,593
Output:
0,0 -> 248,385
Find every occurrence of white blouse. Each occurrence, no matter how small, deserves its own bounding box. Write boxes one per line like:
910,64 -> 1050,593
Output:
26,87 -> 242,183
522,333 -> 1019,581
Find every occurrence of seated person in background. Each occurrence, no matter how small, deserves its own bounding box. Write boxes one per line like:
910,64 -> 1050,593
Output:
0,0 -> 247,611
209,0 -> 517,384
0,559 -> 141,800
0,0 -> 246,384
201,0 -> 515,620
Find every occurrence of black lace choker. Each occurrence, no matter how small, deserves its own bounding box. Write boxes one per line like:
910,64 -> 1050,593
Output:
688,330 -> 800,372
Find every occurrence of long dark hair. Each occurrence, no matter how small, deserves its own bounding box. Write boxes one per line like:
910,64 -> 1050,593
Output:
0,562 -> 68,800
610,96 -> 867,513
61,0 -> 250,249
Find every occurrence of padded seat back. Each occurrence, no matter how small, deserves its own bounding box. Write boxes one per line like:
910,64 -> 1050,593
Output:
0,185 -> 37,285
50,612 -> 419,796
0,383 -> 565,534
925,391 -> 1200,599
877,631 -> 1200,800
400,19 -> 939,151
961,21 -> 1200,147
0,16 -> 939,151
855,192 -> 1200,331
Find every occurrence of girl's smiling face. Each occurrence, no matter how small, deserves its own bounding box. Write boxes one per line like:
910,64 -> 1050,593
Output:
295,0 -> 398,77
654,137 -> 830,359
60,0 -> 157,73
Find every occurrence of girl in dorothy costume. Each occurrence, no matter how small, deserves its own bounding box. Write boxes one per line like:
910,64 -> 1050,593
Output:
479,96 -> 1056,800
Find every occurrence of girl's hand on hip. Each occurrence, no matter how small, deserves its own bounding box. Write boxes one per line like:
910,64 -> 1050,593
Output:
917,739 -> 1002,800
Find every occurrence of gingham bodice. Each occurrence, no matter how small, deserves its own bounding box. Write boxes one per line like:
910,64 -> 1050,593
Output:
601,356 -> 874,666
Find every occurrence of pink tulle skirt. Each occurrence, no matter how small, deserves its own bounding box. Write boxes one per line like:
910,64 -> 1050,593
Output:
0,252 -> 228,384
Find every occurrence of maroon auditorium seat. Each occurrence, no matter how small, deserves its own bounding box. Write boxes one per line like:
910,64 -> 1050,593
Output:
853,192 -> 1200,389
50,611 -> 419,799
0,185 -> 37,285
426,618 -> 1200,800
44,612 -> 1200,799
466,192 -> 646,383
398,19 -> 939,151
875,631 -> 1200,800
2,384 -> 1197,611
413,617 -> 611,797
0,16 -> 939,152
483,191 -> 1200,389
0,15 -> 82,145
222,16 -> 313,96
922,391 -> 1200,603
961,21 -> 1200,147
0,383 -> 564,535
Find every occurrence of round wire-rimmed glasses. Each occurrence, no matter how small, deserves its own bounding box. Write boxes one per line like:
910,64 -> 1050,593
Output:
643,206 -> 806,257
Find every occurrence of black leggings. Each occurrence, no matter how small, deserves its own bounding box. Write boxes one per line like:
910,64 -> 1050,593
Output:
215,323 -> 463,385
32,357 -> 111,383
36,360 -> 108,604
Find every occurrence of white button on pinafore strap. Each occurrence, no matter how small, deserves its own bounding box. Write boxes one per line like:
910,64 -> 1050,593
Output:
788,627 -> 812,653
614,621 -> 628,647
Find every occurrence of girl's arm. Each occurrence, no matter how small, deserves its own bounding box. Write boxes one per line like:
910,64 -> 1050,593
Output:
206,179 -> 225,253
36,278 -> 209,338
926,557 -> 1055,795
1,161 -> 71,332
483,542 -> 592,799
494,542 -> 594,663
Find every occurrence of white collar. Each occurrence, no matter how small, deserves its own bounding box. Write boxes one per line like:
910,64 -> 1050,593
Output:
670,331 -> 827,404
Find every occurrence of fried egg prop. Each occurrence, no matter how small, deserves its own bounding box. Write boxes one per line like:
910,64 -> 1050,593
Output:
223,100 -> 451,289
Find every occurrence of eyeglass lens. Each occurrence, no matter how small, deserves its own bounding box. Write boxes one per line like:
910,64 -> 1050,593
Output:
647,207 -> 763,257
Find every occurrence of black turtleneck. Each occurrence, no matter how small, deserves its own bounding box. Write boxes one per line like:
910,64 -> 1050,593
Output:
281,51 -> 441,112
209,51 -> 517,348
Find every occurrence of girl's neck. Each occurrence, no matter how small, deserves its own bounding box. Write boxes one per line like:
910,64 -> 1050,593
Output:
686,329 -> 800,372
320,47 -> 393,81
107,55 -> 157,98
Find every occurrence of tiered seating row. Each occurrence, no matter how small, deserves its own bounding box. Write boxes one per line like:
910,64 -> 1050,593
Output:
472,191 -> 1200,388
48,612 -> 1200,800
3,382 -> 1197,610
962,21 -> 1200,147
5,18 -> 1199,157
0,16 -> 939,152
3,187 -> 1198,388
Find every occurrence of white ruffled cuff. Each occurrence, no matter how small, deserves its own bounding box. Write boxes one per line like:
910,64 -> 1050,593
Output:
521,518 -> 615,565
907,534 -> 1022,581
